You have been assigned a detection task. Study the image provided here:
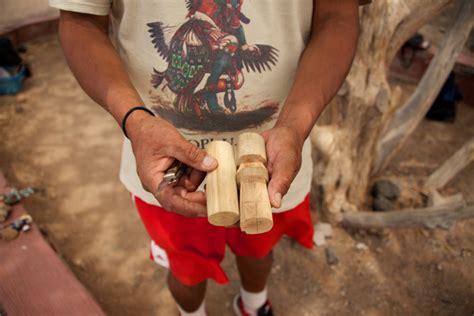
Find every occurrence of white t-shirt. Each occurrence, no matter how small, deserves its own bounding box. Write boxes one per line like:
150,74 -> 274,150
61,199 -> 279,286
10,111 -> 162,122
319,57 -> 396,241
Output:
49,0 -> 366,212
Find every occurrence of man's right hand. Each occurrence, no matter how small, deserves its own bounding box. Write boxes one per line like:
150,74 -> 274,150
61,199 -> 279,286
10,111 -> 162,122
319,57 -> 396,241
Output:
126,110 -> 217,217
57,12 -> 217,216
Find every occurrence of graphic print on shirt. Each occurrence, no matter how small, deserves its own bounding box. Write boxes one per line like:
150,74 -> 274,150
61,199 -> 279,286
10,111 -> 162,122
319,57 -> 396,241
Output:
147,0 -> 279,132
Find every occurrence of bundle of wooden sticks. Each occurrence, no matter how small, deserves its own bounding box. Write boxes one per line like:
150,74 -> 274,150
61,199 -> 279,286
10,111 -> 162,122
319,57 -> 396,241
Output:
206,132 -> 273,235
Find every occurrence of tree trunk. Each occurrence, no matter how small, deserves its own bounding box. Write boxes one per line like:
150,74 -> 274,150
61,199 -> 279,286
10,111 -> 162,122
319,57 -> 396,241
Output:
311,0 -> 456,220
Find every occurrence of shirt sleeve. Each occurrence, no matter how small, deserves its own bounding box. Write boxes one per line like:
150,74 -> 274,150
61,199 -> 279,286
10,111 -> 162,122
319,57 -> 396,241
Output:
49,0 -> 111,16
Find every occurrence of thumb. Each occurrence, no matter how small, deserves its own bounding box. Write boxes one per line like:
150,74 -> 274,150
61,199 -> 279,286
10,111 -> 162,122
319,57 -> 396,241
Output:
267,154 -> 298,209
170,140 -> 218,172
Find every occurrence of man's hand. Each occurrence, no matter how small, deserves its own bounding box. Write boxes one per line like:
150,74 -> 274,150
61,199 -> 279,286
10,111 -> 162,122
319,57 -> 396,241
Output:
262,1 -> 360,209
127,111 -> 217,217
58,12 -> 215,216
262,126 -> 304,209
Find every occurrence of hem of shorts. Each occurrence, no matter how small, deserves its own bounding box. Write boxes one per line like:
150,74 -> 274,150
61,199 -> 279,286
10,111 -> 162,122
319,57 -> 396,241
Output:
166,265 -> 229,287
296,236 -> 314,250
231,231 -> 313,259
230,235 -> 312,258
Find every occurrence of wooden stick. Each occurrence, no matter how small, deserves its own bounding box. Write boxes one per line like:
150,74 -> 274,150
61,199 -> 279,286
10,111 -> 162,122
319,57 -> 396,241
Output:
341,202 -> 473,230
426,190 -> 464,207
237,133 -> 273,234
206,141 -> 240,227
424,138 -> 474,190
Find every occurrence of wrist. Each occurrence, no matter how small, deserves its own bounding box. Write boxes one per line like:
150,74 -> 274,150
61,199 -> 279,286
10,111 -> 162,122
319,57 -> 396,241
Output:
123,107 -> 155,140
272,124 -> 305,151
275,102 -> 320,147
274,119 -> 309,149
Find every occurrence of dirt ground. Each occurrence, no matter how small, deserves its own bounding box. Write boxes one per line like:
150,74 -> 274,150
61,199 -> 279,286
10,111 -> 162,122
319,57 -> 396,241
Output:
1,33 -> 473,315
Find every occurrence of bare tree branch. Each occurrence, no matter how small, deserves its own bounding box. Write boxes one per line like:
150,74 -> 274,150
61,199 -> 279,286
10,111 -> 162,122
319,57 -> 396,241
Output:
342,202 -> 473,230
373,0 -> 474,174
424,138 -> 474,190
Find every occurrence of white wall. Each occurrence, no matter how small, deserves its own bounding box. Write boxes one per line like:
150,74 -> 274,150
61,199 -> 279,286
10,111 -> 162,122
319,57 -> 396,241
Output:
0,0 -> 59,34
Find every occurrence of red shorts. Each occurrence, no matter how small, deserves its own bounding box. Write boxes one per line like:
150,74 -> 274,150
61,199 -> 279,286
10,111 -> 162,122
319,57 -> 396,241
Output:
134,195 -> 314,286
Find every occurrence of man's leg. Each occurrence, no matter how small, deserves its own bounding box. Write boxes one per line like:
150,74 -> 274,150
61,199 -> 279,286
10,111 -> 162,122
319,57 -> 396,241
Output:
235,253 -> 273,315
236,253 -> 273,292
167,272 -> 207,314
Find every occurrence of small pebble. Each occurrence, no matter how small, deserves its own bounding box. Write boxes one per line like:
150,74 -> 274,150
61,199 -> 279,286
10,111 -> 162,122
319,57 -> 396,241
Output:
371,179 -> 400,201
356,242 -> 369,251
271,264 -> 281,274
461,249 -> 471,258
325,247 -> 339,266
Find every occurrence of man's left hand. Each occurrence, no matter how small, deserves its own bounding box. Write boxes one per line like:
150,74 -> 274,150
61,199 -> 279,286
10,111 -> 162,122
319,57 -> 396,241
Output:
261,126 -> 304,208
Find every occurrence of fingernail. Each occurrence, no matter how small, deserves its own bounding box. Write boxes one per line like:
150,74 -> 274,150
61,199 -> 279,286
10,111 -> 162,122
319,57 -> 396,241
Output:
274,192 -> 282,207
203,155 -> 217,169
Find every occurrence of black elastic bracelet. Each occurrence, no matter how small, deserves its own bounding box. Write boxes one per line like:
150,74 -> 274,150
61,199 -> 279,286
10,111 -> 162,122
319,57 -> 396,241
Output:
121,106 -> 155,139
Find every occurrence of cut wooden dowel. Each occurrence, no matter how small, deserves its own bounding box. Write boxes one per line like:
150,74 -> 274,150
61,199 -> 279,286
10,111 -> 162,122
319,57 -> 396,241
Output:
237,133 -> 273,234
206,140 -> 240,227
236,132 -> 267,165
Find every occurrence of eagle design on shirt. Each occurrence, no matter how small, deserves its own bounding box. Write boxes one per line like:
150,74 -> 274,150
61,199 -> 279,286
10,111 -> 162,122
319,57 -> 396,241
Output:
147,0 -> 279,131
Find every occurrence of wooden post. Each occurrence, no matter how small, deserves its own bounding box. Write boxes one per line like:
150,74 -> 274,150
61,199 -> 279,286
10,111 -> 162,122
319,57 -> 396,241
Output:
236,133 -> 273,234
206,141 -> 240,227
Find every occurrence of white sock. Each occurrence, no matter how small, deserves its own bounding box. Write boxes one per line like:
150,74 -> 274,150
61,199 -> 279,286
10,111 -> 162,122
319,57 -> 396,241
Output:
177,301 -> 206,316
241,287 -> 267,316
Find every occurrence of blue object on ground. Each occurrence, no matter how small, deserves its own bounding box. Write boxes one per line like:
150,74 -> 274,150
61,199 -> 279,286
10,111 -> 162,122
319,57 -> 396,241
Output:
0,66 -> 26,95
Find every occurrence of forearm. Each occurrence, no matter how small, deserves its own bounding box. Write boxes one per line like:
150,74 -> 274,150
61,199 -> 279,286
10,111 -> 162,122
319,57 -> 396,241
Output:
276,1 -> 359,145
58,11 -> 147,132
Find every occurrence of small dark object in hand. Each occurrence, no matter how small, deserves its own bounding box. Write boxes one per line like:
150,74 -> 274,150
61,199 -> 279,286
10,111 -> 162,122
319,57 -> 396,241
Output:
163,160 -> 187,185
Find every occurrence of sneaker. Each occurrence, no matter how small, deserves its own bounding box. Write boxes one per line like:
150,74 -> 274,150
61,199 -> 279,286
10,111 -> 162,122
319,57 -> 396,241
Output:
232,295 -> 273,316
